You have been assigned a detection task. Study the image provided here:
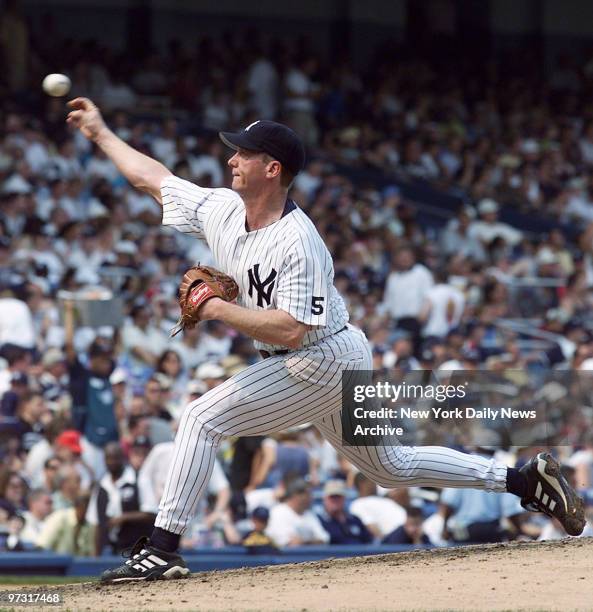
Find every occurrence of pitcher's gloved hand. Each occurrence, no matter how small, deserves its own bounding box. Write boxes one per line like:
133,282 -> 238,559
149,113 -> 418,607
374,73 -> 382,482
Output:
170,265 -> 239,337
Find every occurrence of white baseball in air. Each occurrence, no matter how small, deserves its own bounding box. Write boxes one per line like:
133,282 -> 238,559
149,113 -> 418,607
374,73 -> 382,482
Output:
42,73 -> 71,97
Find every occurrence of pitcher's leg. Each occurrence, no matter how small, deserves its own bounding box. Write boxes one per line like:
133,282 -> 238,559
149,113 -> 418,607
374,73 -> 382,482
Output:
314,411 -> 507,492
156,355 -> 349,534
154,403 -> 221,534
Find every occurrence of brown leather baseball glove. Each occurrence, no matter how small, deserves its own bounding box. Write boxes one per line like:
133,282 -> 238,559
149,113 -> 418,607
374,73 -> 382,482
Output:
170,265 -> 239,337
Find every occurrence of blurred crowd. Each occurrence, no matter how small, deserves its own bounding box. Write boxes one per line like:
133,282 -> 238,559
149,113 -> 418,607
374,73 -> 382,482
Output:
2,21 -> 593,556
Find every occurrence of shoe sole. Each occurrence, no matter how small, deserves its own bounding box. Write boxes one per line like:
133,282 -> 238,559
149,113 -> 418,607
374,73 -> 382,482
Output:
162,566 -> 191,580
539,453 -> 585,536
103,566 -> 191,584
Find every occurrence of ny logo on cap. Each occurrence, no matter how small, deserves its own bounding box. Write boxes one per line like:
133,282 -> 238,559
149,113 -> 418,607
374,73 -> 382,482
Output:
245,120 -> 261,132
247,264 -> 277,307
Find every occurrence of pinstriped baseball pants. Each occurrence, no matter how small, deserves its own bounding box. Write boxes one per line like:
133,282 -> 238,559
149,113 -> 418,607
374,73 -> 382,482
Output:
155,326 -> 508,534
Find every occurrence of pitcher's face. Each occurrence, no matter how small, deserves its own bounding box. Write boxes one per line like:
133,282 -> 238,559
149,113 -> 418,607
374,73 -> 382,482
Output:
228,148 -> 275,196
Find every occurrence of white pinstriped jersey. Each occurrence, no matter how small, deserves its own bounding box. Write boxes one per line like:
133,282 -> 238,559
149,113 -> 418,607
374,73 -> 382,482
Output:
161,175 -> 349,352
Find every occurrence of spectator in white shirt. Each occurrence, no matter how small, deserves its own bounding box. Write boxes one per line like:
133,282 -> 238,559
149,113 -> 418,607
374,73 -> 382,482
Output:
138,442 -> 229,517
23,128 -> 50,174
382,245 -> 433,353
0,297 -> 36,353
349,473 -> 406,540
25,228 -> 65,286
172,326 -> 210,371
419,268 -> 465,339
440,206 -> 486,262
195,321 -> 233,363
68,227 -> 109,284
265,478 -> 329,547
294,160 -> 324,199
20,488 -> 53,545
383,246 -> 434,321
469,199 -> 523,247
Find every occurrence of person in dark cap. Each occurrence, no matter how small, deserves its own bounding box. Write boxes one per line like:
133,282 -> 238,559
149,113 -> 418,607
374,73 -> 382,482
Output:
241,506 -> 277,552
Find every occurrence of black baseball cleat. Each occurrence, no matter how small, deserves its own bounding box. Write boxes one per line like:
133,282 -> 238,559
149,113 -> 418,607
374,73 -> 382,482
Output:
100,536 -> 190,583
519,452 -> 586,536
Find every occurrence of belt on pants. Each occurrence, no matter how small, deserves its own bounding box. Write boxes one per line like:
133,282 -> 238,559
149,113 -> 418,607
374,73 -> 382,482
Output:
259,325 -> 348,359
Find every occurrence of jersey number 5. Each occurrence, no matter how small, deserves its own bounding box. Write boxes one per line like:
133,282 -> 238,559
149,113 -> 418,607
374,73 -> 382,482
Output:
311,296 -> 325,315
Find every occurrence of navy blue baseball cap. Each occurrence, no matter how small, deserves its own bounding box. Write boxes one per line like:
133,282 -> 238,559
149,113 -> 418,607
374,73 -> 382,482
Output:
219,120 -> 306,177
251,506 -> 270,521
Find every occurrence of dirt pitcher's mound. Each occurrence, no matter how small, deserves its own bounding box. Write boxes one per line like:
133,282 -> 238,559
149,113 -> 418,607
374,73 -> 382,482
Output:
37,538 -> 593,610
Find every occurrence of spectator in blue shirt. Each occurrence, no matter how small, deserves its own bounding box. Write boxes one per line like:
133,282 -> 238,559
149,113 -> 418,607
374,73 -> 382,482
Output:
439,450 -> 528,544
63,300 -> 118,453
317,480 -> 373,545
260,431 -> 311,489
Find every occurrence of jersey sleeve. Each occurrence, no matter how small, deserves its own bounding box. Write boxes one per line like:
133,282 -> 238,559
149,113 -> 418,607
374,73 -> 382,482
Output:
276,240 -> 329,327
160,175 -> 237,241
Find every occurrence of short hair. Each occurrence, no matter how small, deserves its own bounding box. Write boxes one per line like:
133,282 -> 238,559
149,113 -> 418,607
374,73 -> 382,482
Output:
406,507 -> 424,520
44,457 -> 61,469
44,416 -> 71,444
282,470 -> 304,488
88,341 -> 112,359
128,415 -> 144,431
17,391 -> 42,411
261,153 -> 295,189
28,488 -> 50,505
394,244 -> 414,257
104,441 -> 123,457
54,465 -> 80,488
433,267 -> 449,284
